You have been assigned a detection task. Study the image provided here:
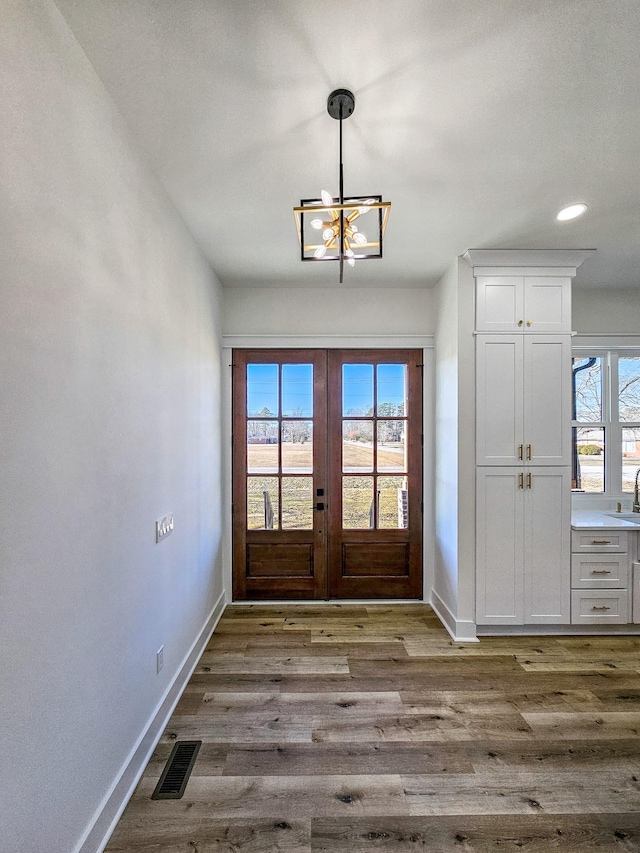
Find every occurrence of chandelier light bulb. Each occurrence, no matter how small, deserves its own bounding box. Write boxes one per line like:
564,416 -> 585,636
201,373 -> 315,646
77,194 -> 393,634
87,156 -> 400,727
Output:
313,245 -> 327,258
310,219 -> 323,230
347,257 -> 355,267
353,232 -> 367,244
321,189 -> 334,208
322,228 -> 334,241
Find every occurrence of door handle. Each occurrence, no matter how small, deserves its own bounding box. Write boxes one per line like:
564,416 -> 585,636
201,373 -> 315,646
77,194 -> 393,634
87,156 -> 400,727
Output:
526,444 -> 532,460
315,502 -> 325,511
518,473 -> 524,489
518,444 -> 523,461
526,472 -> 532,489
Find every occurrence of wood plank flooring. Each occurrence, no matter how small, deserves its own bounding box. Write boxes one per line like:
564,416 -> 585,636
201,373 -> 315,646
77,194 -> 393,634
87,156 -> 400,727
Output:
106,604 -> 640,852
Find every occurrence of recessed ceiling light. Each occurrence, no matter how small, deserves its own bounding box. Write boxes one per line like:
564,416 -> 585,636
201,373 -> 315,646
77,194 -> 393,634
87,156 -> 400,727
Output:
556,203 -> 588,222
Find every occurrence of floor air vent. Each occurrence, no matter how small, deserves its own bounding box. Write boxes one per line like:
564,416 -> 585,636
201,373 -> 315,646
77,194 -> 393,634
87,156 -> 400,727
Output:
151,740 -> 201,799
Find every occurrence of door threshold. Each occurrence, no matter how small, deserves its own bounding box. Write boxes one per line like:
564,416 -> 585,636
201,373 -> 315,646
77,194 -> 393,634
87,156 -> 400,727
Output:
230,599 -> 427,605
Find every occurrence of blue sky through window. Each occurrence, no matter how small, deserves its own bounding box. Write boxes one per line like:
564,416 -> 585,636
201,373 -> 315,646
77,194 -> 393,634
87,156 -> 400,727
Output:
247,362 -> 407,418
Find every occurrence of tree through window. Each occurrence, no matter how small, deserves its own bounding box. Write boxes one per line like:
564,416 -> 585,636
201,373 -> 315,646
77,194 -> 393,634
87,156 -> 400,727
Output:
572,351 -> 640,495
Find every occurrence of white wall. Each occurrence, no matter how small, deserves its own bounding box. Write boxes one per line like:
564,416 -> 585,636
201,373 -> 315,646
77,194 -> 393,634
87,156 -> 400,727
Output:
433,261 -> 460,617
224,286 -> 435,337
0,3 -> 224,852
432,258 -> 476,639
573,287 -> 640,333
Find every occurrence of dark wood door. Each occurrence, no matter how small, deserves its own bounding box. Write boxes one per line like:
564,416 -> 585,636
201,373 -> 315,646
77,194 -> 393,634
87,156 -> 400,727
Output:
232,350 -> 327,600
327,350 -> 423,599
232,349 -> 422,600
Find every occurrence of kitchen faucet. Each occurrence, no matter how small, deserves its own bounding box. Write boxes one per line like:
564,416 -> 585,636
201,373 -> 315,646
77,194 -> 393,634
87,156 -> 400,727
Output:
634,467 -> 640,513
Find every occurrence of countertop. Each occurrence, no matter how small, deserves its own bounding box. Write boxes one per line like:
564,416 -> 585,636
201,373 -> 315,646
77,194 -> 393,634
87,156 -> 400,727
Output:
571,509 -> 640,529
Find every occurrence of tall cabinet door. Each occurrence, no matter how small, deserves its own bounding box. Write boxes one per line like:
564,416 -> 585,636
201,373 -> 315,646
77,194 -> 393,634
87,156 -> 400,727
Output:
476,335 -> 524,466
524,336 -> 572,466
476,468 -> 525,624
524,468 -> 571,623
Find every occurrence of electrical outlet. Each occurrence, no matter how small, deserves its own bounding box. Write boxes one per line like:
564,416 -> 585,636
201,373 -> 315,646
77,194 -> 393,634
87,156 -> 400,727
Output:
156,646 -> 164,674
156,513 -> 174,543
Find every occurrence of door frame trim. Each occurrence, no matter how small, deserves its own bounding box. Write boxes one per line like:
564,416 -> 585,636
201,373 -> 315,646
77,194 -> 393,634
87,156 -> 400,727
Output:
221,340 -> 435,604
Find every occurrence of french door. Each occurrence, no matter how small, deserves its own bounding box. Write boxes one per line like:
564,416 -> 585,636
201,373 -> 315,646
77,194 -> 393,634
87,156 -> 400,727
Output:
232,349 -> 423,600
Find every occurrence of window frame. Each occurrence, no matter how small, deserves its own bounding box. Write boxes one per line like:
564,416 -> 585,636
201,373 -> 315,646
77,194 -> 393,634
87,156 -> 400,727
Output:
572,347 -> 640,497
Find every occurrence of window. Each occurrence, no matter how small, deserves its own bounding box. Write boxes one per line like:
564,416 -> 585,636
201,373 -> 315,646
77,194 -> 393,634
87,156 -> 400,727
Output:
572,350 -> 640,495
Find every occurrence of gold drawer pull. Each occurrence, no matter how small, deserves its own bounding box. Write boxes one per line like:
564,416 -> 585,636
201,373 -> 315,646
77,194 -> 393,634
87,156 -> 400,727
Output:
518,443 -> 524,461
591,569 -> 612,574
526,443 -> 532,460
591,540 -> 611,545
591,605 -> 611,611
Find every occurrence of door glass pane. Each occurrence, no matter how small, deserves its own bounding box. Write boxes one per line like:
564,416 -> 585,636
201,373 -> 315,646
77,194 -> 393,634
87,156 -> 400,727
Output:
282,364 -> 313,417
282,421 -> 313,473
281,477 -> 313,529
343,420 -> 373,472
377,420 -> 406,472
377,364 -> 407,416
622,428 -> 640,493
574,427 -> 604,492
247,421 -> 279,473
247,476 -> 279,529
619,357 -> 640,423
378,476 -> 409,529
572,357 -> 602,422
343,364 -> 373,415
247,364 -> 279,417
342,476 -> 374,528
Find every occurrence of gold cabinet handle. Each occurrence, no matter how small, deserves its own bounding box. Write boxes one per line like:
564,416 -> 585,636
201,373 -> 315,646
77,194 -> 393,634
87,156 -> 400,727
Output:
518,319 -> 524,327
591,569 -> 612,574
526,444 -> 532,460
591,605 -> 611,611
526,472 -> 532,489
591,540 -> 611,545
518,444 -> 524,461
518,472 -> 524,489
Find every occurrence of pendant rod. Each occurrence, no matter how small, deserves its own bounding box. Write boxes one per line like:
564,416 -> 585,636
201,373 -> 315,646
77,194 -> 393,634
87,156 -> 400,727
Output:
339,100 -> 344,283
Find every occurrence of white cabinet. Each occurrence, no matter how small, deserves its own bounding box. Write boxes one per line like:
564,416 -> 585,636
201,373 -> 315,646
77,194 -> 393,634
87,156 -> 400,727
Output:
570,528 -> 631,624
476,335 -> 572,466
475,275 -> 571,333
476,467 -> 571,625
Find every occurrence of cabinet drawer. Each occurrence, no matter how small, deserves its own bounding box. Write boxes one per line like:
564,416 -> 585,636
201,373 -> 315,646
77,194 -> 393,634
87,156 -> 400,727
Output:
571,530 -> 628,553
571,590 -> 629,624
571,554 -> 629,588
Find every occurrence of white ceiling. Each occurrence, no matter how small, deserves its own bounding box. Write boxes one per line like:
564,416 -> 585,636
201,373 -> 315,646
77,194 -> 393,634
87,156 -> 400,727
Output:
55,0 -> 640,289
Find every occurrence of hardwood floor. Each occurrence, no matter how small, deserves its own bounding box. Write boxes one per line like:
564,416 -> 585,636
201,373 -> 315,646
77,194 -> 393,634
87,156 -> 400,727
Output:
106,604 -> 640,852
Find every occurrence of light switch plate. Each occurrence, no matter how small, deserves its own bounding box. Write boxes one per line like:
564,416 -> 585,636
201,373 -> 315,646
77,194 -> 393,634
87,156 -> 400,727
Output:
156,513 -> 174,542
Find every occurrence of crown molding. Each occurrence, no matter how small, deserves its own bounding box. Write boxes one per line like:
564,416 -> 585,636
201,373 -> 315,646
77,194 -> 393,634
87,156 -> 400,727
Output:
463,249 -> 596,271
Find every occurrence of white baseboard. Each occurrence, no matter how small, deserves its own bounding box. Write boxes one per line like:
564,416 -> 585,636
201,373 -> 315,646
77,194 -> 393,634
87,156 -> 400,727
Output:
75,589 -> 227,853
430,588 -> 478,643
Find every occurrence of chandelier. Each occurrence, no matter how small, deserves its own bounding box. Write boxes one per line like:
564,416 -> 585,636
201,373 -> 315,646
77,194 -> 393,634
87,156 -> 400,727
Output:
293,89 -> 391,283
